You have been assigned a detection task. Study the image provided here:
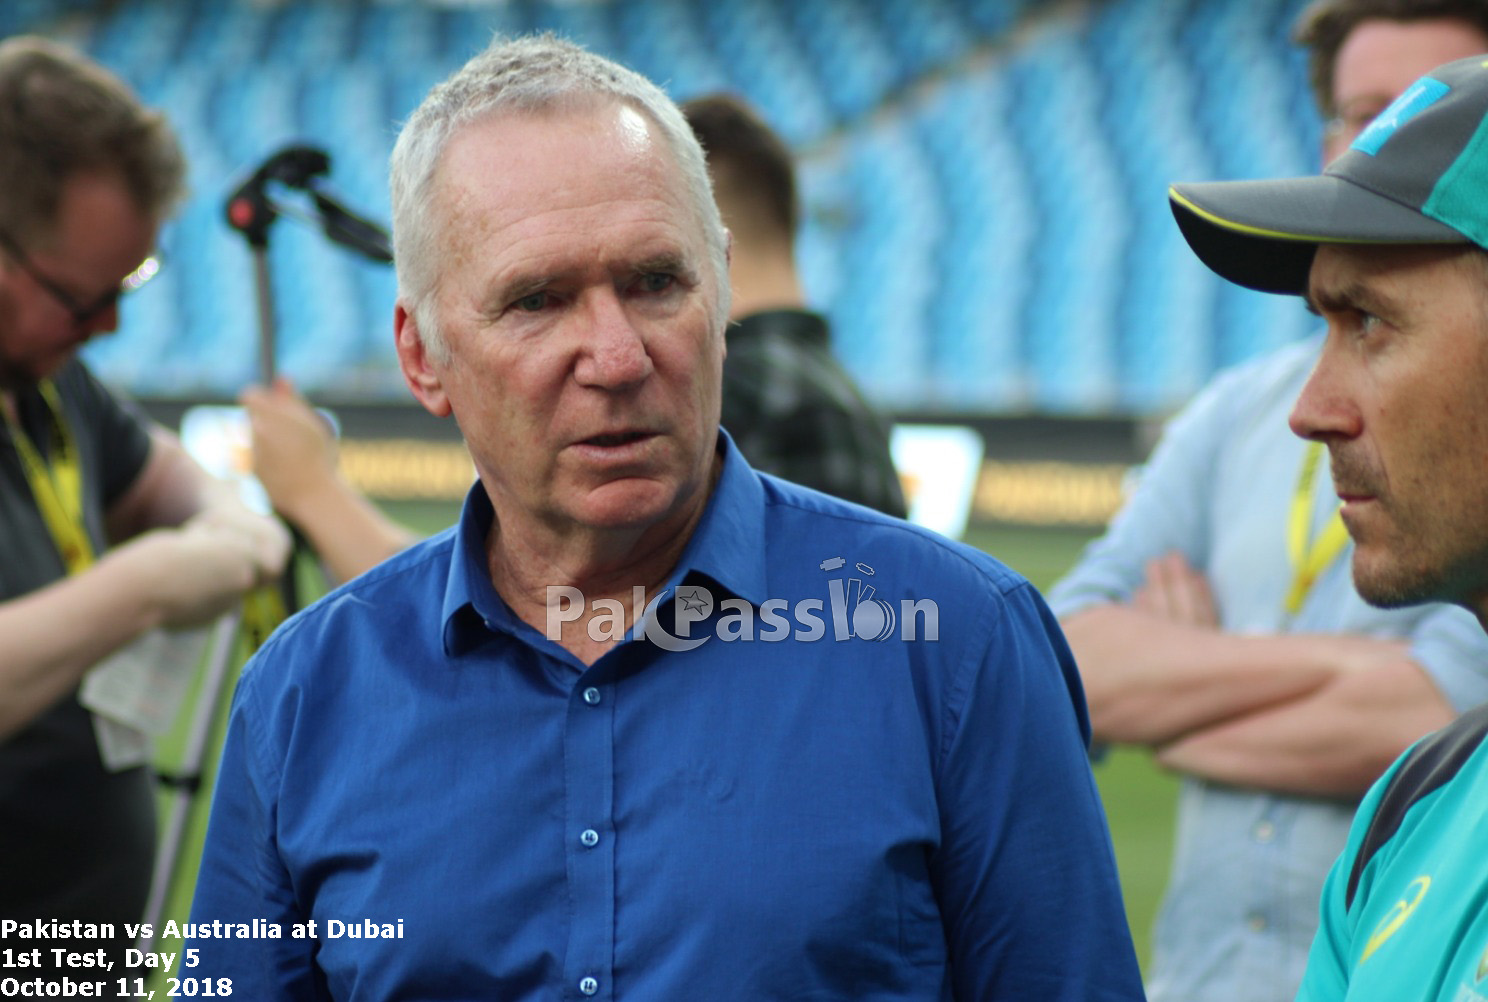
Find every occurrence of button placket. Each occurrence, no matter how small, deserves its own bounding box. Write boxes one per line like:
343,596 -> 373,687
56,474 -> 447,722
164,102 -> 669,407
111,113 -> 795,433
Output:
563,675 -> 614,1000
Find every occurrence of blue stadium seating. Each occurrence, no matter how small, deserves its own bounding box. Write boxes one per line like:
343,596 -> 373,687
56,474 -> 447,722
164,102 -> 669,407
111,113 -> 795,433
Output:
20,0 -> 1323,414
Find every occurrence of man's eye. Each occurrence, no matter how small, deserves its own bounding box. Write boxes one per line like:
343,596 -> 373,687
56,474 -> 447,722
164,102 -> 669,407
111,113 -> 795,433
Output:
515,291 -> 549,312
1359,312 -> 1383,335
639,273 -> 675,293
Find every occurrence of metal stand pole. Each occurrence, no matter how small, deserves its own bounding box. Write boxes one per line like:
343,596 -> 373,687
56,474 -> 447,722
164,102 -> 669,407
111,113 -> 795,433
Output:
137,609 -> 242,953
135,144 -> 389,950
252,245 -> 276,384
138,192 -> 283,956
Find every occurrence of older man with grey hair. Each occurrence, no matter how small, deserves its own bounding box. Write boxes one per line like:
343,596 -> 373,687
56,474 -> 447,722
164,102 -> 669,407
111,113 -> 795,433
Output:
188,35 -> 1144,1001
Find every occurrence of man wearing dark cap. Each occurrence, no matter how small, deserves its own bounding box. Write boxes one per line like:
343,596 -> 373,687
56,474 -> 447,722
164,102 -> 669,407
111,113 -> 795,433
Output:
1170,52 -> 1488,1001
1049,5 -> 1488,998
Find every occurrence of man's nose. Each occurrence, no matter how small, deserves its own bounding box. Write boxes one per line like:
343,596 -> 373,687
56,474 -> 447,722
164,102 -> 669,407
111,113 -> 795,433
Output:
575,291 -> 654,388
1289,346 -> 1361,443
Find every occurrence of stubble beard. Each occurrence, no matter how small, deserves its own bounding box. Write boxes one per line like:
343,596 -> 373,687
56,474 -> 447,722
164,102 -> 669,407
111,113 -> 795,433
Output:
1348,492 -> 1488,612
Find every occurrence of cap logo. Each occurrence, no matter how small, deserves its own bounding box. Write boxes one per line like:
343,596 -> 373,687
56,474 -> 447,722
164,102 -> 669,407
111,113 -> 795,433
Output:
1352,77 -> 1450,156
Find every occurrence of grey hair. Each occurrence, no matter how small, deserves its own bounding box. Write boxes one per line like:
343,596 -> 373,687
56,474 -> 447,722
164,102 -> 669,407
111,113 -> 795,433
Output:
389,34 -> 731,362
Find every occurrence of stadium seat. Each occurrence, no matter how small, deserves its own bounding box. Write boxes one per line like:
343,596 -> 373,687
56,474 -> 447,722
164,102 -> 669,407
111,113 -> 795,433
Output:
29,0 -> 1320,414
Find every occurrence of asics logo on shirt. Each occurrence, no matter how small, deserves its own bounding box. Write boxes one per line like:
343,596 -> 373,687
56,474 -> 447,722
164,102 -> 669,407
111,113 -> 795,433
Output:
1360,875 -> 1431,965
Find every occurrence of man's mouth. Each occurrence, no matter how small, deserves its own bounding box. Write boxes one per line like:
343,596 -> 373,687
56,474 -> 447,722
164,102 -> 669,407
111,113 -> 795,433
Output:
582,430 -> 653,448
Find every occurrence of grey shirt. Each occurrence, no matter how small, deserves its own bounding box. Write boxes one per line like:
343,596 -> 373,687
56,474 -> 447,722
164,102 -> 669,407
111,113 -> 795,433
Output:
0,360 -> 153,962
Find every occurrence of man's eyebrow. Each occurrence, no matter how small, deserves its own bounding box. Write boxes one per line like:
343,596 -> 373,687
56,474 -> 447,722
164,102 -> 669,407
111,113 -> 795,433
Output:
1304,280 -> 1391,317
631,251 -> 694,277
484,250 -> 700,308
487,273 -> 554,309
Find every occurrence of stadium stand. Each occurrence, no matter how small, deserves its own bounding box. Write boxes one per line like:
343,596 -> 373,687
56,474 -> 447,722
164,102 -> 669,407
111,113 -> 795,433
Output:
7,0 -> 1321,415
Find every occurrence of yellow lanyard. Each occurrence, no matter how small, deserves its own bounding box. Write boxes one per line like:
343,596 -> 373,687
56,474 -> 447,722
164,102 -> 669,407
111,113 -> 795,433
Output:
4,382 -> 286,650
241,584 -> 287,654
4,380 -> 94,574
1284,441 -> 1349,615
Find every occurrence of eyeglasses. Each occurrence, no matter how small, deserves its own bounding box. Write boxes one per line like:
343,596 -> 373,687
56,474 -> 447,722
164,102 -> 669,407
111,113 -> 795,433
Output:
0,228 -> 163,327
1323,102 -> 1389,143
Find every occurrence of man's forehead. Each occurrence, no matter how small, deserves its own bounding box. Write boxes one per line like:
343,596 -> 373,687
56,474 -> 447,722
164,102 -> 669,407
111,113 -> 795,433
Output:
428,103 -> 692,242
436,102 -> 670,195
1334,18 -> 1488,107
1308,243 -> 1478,305
420,101 -> 713,291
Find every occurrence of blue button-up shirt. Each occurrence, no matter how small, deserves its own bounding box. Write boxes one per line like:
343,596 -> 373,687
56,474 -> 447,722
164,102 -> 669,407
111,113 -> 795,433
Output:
1049,336 -> 1488,1002
189,436 -> 1145,1000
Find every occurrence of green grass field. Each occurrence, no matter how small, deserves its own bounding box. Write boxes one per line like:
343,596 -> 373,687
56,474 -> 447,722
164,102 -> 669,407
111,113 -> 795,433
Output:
149,507 -> 1176,979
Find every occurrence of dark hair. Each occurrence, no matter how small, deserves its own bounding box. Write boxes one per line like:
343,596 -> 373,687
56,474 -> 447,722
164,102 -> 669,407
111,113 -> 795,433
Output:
1295,0 -> 1488,117
681,93 -> 798,244
0,36 -> 185,244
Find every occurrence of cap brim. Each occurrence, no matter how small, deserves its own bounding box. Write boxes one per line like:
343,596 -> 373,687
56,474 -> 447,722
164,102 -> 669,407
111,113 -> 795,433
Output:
1170,175 -> 1466,295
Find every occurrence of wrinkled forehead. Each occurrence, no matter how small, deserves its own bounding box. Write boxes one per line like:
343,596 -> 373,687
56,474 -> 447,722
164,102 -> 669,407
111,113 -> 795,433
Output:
429,101 -> 692,224
1307,242 -> 1488,316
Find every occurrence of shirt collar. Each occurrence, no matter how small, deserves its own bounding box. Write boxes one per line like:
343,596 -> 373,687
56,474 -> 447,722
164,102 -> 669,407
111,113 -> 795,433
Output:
440,430 -> 769,657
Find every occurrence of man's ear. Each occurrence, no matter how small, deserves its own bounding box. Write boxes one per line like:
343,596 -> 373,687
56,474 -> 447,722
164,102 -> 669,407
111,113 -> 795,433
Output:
394,301 -> 452,418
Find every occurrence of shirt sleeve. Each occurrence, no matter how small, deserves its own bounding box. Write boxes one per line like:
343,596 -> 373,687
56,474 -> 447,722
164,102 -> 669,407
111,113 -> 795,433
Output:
1046,363 -> 1245,618
1407,602 -> 1488,713
188,661 -> 329,1001
62,361 -> 152,508
932,581 -> 1146,1000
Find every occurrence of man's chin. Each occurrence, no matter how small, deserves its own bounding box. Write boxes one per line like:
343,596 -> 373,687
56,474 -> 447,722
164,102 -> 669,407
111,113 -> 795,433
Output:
573,481 -> 680,530
0,358 -> 40,394
1351,548 -> 1446,610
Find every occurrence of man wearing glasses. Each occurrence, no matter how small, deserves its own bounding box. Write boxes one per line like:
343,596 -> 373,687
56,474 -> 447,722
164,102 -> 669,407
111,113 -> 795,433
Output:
0,37 -> 287,984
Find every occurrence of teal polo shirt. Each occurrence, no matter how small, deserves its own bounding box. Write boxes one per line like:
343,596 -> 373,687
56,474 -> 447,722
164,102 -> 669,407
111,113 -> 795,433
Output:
1299,702 -> 1488,1001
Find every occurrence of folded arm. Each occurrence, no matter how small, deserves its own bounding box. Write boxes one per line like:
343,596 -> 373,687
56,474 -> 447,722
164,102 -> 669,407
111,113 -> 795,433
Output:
1068,550 -> 1455,797
1156,653 -> 1452,797
1064,602 -> 1356,746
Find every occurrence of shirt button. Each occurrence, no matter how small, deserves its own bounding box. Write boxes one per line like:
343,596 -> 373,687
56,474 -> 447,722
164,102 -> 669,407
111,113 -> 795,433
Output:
1253,820 -> 1276,843
580,828 -> 600,848
1247,913 -> 1268,932
583,686 -> 602,706
579,977 -> 599,996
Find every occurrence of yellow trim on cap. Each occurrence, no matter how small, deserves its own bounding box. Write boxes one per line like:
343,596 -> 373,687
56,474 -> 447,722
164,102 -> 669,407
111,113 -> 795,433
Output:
1168,188 -> 1322,242
1169,187 -> 1458,246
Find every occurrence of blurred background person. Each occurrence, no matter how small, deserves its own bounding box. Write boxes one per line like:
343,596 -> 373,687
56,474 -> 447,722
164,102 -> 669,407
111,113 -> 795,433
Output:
681,93 -> 907,517
1048,2 -> 1488,999
0,36 -> 287,982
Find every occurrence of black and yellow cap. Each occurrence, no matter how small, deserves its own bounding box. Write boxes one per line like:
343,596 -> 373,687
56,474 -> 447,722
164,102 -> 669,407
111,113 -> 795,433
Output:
1170,54 -> 1488,295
